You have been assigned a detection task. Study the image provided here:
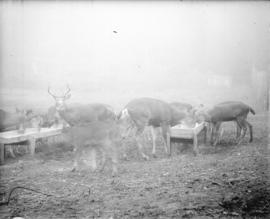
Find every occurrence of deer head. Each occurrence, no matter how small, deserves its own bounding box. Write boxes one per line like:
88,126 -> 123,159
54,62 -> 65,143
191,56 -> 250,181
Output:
48,85 -> 71,111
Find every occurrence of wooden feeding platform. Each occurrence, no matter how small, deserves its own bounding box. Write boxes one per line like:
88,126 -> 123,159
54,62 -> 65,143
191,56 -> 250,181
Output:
0,127 -> 63,164
167,122 -> 207,156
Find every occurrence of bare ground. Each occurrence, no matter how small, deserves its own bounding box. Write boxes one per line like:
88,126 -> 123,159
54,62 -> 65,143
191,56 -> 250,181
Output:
0,113 -> 269,219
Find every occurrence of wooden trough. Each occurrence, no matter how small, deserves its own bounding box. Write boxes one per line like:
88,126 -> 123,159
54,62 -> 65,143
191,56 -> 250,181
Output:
0,127 -> 62,164
167,122 -> 207,156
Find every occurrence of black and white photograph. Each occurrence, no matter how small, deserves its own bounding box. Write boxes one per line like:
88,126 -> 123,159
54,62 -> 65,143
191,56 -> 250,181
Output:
0,0 -> 269,218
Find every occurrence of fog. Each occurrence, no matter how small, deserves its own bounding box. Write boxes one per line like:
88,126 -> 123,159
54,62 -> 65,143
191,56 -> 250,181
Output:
0,1 -> 269,112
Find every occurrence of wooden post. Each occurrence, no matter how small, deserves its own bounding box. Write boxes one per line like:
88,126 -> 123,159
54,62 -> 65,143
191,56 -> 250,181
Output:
0,143 -> 4,165
28,138 -> 36,155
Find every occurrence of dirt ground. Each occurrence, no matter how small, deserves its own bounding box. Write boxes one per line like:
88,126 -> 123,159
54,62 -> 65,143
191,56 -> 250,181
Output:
0,113 -> 269,219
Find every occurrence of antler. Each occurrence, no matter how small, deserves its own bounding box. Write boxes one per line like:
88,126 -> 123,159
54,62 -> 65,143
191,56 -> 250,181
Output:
48,86 -> 58,98
48,85 -> 71,99
63,84 -> 71,98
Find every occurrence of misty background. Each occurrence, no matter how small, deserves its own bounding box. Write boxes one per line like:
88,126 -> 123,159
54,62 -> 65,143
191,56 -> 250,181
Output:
0,1 -> 269,113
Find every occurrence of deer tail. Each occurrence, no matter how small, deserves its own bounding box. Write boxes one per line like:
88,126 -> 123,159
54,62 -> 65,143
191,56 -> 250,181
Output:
117,108 -> 129,120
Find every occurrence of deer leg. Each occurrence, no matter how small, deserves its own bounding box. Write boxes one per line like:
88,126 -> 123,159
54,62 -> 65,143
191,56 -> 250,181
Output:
236,119 -> 247,145
111,144 -> 118,177
150,126 -> 157,157
213,122 -> 222,146
144,127 -> 152,142
209,123 -> 214,145
245,120 -> 253,142
235,120 -> 243,143
72,145 -> 84,172
240,120 -> 249,143
205,123 -> 211,144
214,125 -> 224,145
161,123 -> 170,154
236,121 -> 242,139
135,128 -> 149,160
210,122 -> 217,145
122,126 -> 133,160
90,147 -> 98,171
99,147 -> 107,173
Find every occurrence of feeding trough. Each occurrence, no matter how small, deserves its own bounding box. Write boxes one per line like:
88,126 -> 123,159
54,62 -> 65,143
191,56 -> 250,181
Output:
167,122 -> 207,156
0,127 -> 63,164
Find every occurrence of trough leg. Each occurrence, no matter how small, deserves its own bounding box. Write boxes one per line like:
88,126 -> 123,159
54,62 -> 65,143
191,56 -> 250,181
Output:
29,138 -> 36,155
0,143 -> 4,165
6,145 -> 16,158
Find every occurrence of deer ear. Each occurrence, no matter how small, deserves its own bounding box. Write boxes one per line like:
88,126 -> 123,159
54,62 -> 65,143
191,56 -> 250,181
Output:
65,93 -> 71,100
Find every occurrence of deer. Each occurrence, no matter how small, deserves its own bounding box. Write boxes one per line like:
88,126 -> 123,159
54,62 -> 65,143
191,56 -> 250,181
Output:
170,102 -> 193,114
65,120 -> 121,176
142,101 -> 193,144
118,97 -> 188,160
48,85 -> 119,174
195,101 -> 255,146
48,85 -> 116,126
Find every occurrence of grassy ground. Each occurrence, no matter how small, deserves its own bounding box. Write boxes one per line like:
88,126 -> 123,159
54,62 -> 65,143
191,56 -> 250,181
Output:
0,113 -> 269,218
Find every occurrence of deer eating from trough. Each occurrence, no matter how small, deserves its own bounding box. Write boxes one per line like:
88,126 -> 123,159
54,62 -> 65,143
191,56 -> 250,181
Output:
195,101 -> 255,146
118,97 -> 188,160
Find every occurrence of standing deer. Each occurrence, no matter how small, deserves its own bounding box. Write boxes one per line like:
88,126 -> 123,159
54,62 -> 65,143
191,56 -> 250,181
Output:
48,86 -> 118,174
196,101 -> 255,146
142,100 -> 193,145
66,120 -> 121,176
118,97 -> 188,160
48,85 -> 116,126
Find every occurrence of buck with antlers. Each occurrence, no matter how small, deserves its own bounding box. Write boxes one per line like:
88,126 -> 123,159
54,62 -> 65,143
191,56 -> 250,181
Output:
47,85 -> 119,175
47,85 -> 116,126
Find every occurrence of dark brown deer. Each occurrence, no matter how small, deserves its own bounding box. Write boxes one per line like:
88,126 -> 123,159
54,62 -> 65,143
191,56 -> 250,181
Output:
196,101 -> 255,146
118,97 -> 187,159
